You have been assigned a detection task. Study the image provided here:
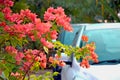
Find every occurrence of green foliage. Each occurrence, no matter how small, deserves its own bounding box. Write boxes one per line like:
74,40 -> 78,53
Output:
100,0 -> 120,22
31,62 -> 40,71
25,71 -> 57,80
0,32 -> 28,48
0,12 -> 5,21
12,0 -> 29,13
26,0 -> 120,23
0,52 -> 21,79
53,41 -> 89,60
52,0 -> 98,23
53,72 -> 59,76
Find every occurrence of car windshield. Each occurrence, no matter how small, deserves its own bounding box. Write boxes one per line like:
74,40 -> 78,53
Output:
83,29 -> 120,62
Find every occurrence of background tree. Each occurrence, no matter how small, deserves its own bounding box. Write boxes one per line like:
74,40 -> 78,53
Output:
24,0 -> 120,23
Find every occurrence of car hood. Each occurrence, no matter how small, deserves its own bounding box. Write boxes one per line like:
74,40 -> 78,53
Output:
84,64 -> 120,80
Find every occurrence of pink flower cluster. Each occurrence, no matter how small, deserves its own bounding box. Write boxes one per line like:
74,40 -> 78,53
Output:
5,46 -> 17,55
1,1 -> 73,48
5,46 -> 47,71
44,7 -> 73,32
11,72 -> 20,77
0,0 -> 13,7
22,49 -> 47,71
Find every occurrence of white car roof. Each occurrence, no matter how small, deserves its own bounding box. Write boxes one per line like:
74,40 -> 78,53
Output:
85,23 -> 120,30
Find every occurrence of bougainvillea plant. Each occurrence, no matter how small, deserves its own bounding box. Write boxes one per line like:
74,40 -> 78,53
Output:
0,0 -> 98,80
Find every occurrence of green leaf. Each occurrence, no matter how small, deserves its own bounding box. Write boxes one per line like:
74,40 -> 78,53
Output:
45,78 -> 50,80
30,74 -> 36,79
30,62 -> 40,71
0,12 -> 4,21
43,46 -> 49,54
1,64 -> 9,79
45,72 -> 51,76
53,72 -> 59,76
12,66 -> 20,73
9,37 -> 17,47
37,75 -> 43,80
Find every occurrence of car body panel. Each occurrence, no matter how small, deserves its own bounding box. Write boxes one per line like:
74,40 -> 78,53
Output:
85,64 -> 120,80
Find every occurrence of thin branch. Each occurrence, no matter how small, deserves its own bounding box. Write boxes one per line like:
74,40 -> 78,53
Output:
22,53 -> 39,80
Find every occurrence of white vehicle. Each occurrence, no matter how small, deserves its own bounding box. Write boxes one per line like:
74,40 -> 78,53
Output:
61,23 -> 120,80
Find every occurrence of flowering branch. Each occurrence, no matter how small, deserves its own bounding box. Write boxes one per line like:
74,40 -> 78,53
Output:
0,0 -> 98,80
22,54 -> 38,80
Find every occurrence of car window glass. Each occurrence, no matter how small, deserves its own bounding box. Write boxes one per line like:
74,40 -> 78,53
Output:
83,29 -> 120,61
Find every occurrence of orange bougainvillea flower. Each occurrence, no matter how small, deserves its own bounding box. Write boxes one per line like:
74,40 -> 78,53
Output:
80,59 -> 90,68
55,54 -> 61,59
58,61 -> 66,67
40,62 -> 46,68
11,72 -> 20,77
5,46 -> 18,55
82,35 -> 88,42
49,56 -> 54,63
35,56 -> 40,61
